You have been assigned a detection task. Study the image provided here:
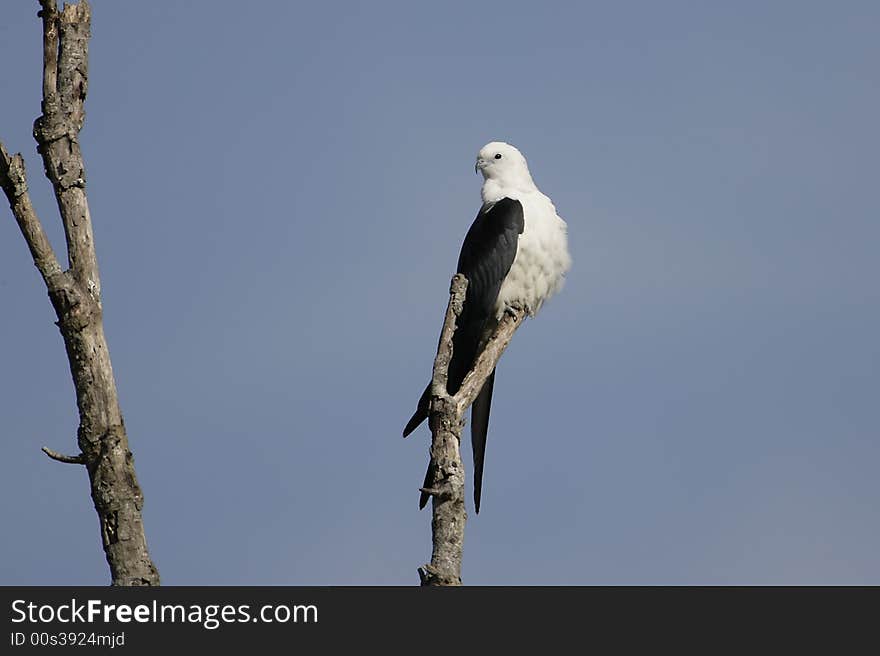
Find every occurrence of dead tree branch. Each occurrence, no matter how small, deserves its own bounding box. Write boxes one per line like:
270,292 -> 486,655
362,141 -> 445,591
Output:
418,274 -> 526,586
0,0 -> 160,585
41,446 -> 87,465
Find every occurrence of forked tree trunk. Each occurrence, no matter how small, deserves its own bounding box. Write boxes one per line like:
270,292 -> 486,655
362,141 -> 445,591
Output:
418,274 -> 524,586
0,0 -> 159,585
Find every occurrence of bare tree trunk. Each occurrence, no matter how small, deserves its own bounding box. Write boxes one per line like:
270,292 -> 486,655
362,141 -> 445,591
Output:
0,0 -> 159,586
418,274 -> 525,586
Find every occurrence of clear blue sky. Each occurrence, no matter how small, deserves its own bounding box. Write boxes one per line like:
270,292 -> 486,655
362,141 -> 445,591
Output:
2,1 -> 878,584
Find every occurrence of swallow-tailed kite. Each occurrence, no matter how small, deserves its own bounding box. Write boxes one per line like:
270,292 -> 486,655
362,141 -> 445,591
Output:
403,141 -> 571,513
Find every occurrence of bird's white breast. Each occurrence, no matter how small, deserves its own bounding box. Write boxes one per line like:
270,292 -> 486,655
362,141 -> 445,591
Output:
493,190 -> 571,318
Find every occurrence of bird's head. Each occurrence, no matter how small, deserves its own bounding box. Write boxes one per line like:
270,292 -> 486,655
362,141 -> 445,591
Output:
475,141 -> 535,189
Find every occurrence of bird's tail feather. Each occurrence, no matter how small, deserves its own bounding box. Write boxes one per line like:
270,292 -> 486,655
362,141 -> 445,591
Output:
419,461 -> 432,509
403,383 -> 431,437
471,369 -> 495,514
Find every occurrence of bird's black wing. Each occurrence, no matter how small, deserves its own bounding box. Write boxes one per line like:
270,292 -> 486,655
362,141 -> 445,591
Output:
454,197 -> 523,512
404,198 -> 524,513
449,197 -> 524,393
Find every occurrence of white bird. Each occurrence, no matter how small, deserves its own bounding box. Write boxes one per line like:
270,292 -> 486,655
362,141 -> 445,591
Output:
403,141 -> 572,513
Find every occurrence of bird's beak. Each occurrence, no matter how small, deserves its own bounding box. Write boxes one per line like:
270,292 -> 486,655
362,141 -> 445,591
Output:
475,158 -> 486,175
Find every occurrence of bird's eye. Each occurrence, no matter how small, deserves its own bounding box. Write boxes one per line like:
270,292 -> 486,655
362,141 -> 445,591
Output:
494,153 -> 502,160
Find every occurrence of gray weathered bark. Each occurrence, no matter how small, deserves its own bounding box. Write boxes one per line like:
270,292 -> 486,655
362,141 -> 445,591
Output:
418,274 -> 525,586
0,0 -> 160,586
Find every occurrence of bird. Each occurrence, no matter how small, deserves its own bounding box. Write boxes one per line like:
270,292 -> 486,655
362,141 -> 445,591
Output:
403,141 -> 571,513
